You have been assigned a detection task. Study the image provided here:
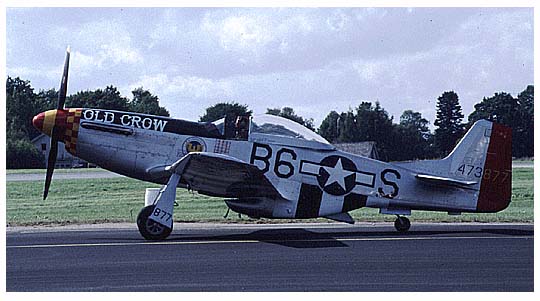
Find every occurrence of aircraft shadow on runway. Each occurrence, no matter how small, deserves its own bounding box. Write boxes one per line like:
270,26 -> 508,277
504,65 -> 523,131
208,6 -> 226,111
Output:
162,226 -> 533,249
480,228 -> 533,236
87,226 -> 532,249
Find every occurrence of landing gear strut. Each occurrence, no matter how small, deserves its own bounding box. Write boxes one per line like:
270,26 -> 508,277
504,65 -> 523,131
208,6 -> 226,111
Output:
394,215 -> 411,233
137,205 -> 173,240
137,172 -> 180,240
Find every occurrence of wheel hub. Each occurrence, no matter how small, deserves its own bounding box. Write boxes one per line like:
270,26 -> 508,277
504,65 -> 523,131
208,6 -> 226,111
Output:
145,219 -> 165,235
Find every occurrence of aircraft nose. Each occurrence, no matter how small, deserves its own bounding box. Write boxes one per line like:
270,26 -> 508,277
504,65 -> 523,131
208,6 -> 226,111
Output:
32,112 -> 45,132
32,109 -> 67,137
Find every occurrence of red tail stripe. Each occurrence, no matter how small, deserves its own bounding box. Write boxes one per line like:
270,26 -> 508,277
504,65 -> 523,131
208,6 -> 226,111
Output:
476,123 -> 512,212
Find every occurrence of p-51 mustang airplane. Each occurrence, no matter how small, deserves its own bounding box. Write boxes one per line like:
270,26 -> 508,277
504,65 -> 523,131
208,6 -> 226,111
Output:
32,49 -> 512,240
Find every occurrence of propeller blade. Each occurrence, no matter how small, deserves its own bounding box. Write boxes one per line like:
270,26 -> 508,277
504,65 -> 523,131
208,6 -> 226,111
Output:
44,47 -> 71,199
58,46 -> 71,110
43,127 -> 59,200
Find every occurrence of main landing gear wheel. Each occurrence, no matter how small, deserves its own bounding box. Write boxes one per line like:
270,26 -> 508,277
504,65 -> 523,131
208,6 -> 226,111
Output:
137,205 -> 173,240
394,216 -> 411,233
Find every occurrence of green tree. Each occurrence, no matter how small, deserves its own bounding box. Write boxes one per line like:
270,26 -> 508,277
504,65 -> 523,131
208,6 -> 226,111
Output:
6,77 -> 47,168
468,86 -> 534,158
318,111 -> 340,143
35,88 -> 59,113
468,92 -> 518,125
326,102 -> 397,161
266,107 -> 315,130
129,87 -> 169,116
355,102 -> 394,142
66,85 -> 130,111
6,76 -> 39,139
516,85 -> 533,158
337,110 -> 357,143
433,91 -> 464,157
6,138 -> 45,169
199,102 -> 251,122
354,102 -> 396,160
395,110 -> 433,160
400,110 -> 430,136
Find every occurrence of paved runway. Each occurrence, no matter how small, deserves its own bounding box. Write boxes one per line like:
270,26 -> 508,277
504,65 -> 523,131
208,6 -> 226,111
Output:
6,223 -> 533,292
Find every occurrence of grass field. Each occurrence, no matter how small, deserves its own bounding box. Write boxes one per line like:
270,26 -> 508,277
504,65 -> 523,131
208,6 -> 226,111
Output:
6,168 -> 105,174
5,167 -> 533,226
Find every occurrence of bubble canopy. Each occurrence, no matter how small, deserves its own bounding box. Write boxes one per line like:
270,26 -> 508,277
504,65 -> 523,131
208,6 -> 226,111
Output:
250,114 -> 330,144
212,114 -> 330,145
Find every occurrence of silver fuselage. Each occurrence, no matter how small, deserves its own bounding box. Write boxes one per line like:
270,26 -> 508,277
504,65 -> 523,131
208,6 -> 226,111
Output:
71,108 -> 487,219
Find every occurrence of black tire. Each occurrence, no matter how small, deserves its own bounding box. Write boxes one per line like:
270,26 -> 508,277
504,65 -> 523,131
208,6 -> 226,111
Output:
137,205 -> 173,240
394,216 -> 411,233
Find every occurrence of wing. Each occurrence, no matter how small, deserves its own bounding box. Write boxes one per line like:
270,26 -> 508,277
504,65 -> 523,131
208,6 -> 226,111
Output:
164,152 -> 282,199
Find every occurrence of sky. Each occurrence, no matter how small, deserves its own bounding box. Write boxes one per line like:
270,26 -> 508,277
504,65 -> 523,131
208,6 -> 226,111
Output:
5,7 -> 534,128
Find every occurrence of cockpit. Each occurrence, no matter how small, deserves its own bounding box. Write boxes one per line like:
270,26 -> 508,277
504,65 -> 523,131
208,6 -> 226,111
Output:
250,115 -> 329,143
212,114 -> 333,149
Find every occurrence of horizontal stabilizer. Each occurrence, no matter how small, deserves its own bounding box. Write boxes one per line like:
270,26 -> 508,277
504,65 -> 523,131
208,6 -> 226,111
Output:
416,174 -> 477,186
324,212 -> 355,224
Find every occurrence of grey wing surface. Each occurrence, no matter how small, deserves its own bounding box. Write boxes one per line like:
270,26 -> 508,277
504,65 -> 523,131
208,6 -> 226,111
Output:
167,152 -> 282,198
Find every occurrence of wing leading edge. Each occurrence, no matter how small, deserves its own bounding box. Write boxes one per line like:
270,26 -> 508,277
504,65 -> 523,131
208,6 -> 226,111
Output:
166,152 -> 283,199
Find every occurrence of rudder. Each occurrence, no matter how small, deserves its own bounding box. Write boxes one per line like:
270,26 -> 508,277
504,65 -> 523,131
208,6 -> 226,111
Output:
445,120 -> 512,212
475,123 -> 512,212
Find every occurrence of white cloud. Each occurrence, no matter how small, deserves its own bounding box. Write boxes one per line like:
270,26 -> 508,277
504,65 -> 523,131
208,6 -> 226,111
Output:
202,13 -> 272,58
148,9 -> 181,48
221,16 -> 270,51
200,9 -> 318,59
6,8 -> 533,128
49,19 -> 143,75
167,76 -> 232,99
326,11 -> 349,31
453,9 -> 533,65
352,61 -> 384,82
126,73 -> 232,100
7,64 -> 63,83
7,66 -> 51,80
100,44 -> 142,65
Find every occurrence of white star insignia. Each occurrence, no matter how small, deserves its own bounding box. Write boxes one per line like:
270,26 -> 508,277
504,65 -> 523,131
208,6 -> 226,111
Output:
323,158 -> 354,189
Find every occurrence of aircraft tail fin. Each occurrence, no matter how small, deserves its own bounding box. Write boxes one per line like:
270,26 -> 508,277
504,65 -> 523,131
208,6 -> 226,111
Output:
444,120 -> 512,212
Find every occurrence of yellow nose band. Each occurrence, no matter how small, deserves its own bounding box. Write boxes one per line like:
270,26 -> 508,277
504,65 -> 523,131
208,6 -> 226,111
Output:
42,110 -> 58,136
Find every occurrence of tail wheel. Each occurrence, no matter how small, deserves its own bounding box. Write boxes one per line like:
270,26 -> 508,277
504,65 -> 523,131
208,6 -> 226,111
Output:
137,205 -> 173,240
394,216 -> 411,233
